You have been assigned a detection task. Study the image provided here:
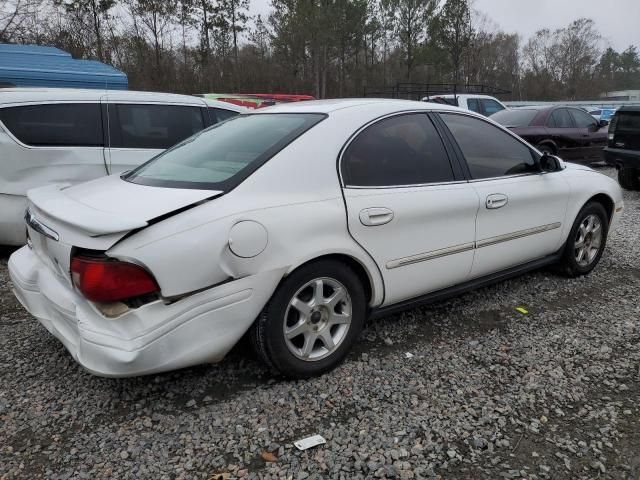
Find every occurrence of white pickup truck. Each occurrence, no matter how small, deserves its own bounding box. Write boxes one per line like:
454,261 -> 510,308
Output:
421,94 -> 507,117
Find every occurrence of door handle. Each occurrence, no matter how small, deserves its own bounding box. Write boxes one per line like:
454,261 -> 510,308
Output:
486,194 -> 508,209
359,207 -> 394,226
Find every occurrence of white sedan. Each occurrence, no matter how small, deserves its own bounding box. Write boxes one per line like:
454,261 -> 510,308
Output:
9,99 -> 624,378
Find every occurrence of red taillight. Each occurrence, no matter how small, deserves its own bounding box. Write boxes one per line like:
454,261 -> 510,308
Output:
71,256 -> 159,303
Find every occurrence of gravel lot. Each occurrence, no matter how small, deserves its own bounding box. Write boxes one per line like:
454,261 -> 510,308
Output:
1,167 -> 639,480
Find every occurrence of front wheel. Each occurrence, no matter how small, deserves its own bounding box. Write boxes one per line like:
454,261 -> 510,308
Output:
250,260 -> 366,378
557,202 -> 609,277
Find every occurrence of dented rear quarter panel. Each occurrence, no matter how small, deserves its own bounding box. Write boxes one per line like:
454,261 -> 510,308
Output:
107,108 -> 390,305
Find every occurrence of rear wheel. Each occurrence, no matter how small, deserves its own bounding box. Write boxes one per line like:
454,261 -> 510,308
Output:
618,167 -> 640,191
250,260 -> 366,378
557,202 -> 608,277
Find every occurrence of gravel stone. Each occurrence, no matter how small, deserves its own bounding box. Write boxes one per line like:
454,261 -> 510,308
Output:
1,167 -> 639,479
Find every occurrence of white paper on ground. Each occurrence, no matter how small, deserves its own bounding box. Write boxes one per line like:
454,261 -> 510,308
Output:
294,434 -> 327,451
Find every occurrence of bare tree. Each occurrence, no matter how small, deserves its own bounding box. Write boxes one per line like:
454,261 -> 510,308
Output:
435,0 -> 472,84
126,0 -> 178,73
558,18 -> 601,98
55,0 -> 115,62
1,0 -> 43,42
5,0 -> 632,101
392,0 -> 437,80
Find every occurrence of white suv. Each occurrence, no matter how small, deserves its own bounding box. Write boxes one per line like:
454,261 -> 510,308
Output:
422,94 -> 507,117
0,88 -> 244,245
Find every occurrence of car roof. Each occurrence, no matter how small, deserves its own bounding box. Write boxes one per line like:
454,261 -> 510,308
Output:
511,105 -> 584,112
0,87 -> 244,111
616,106 -> 640,112
252,98 -> 464,115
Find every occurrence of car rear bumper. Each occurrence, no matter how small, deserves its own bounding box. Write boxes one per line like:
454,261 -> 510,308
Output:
604,147 -> 640,168
8,245 -> 282,377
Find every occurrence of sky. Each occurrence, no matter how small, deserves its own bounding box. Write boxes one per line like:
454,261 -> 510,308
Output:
473,0 -> 640,51
251,0 -> 640,52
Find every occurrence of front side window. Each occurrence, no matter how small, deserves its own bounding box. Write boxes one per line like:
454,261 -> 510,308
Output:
481,99 -> 505,116
341,114 -> 454,187
125,113 -> 324,190
107,104 -> 205,149
0,103 -> 102,146
547,108 -> 573,128
440,113 -> 536,179
570,109 -> 598,128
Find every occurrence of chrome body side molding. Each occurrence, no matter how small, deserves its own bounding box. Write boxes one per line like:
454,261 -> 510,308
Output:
475,222 -> 562,249
386,222 -> 562,270
386,242 -> 475,269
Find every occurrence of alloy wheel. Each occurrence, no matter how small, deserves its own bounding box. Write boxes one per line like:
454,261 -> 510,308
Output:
283,277 -> 352,361
574,214 -> 603,267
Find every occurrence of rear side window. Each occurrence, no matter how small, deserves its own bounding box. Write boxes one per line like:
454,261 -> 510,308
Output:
107,104 -> 205,149
481,99 -> 505,116
342,114 -> 454,187
210,107 -> 240,123
547,109 -> 573,128
440,113 -> 536,179
0,103 -> 102,146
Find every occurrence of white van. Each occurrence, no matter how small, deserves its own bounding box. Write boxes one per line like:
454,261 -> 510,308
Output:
0,88 -> 244,245
421,94 -> 507,117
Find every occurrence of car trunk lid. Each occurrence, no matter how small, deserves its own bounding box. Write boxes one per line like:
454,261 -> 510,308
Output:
25,175 -> 221,284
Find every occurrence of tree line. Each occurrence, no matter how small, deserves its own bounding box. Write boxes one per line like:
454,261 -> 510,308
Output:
1,0 -> 639,100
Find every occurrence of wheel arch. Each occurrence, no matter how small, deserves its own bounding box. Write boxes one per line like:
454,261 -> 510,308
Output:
283,251 -> 384,307
585,193 -> 614,223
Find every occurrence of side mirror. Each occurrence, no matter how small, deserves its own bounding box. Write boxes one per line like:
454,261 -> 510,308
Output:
539,153 -> 561,173
599,119 -> 609,128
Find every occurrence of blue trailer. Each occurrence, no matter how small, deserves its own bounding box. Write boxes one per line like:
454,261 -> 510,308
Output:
0,44 -> 127,90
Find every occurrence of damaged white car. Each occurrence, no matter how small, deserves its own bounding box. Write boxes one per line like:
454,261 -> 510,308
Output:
9,99 -> 623,378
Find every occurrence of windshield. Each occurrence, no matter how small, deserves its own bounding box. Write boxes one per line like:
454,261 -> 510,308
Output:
491,109 -> 538,127
124,113 -> 325,190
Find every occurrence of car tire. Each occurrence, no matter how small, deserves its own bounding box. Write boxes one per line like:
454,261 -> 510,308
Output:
537,144 -> 555,155
557,202 -> 609,277
618,167 -> 640,191
249,259 -> 366,378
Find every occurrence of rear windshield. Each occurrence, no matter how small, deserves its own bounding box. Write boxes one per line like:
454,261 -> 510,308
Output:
124,113 -> 325,190
491,109 -> 538,128
612,111 -> 640,132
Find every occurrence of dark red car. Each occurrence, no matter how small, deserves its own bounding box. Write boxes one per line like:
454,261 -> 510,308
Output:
491,106 -> 609,162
